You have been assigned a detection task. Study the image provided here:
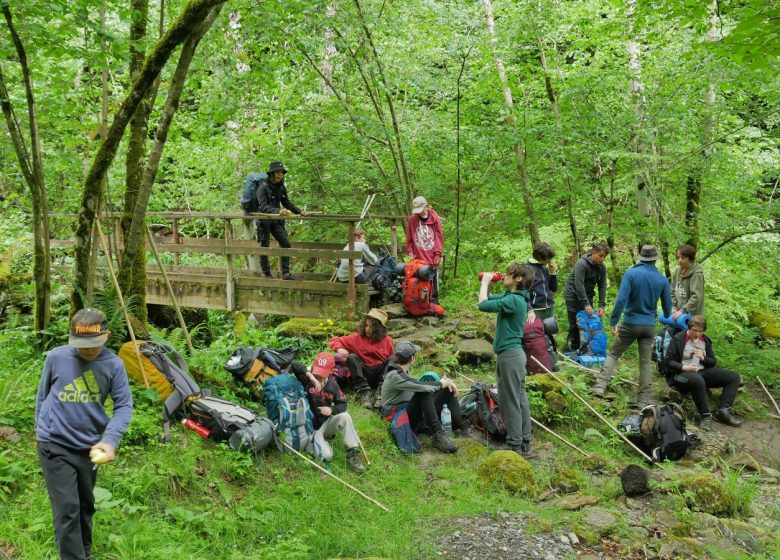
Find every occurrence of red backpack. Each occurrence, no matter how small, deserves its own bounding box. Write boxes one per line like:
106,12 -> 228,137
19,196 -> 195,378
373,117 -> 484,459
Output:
402,259 -> 445,317
523,318 -> 552,373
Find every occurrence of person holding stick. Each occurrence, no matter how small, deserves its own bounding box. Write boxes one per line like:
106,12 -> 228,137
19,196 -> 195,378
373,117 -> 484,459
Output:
293,352 -> 367,473
477,263 -> 535,457
35,308 -> 133,560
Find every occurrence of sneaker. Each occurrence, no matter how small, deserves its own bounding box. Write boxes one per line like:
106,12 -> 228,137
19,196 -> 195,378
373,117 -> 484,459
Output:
346,449 -> 366,474
282,273 -> 296,280
699,414 -> 712,432
714,407 -> 742,427
431,430 -> 458,453
358,389 -> 373,408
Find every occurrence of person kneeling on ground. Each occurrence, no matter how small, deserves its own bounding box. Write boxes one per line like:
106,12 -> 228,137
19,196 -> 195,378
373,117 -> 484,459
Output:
328,308 -> 394,408
337,227 -> 379,284
294,352 -> 367,473
381,341 -> 464,453
662,315 -> 742,431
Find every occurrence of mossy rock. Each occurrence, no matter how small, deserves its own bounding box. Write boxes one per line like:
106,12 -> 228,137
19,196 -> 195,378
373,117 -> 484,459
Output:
749,310 -> 780,339
680,471 -> 732,515
578,454 -> 611,474
476,450 -> 537,496
459,438 -> 491,463
526,373 -> 564,395
275,318 -> 350,340
571,524 -> 600,546
550,465 -> 585,493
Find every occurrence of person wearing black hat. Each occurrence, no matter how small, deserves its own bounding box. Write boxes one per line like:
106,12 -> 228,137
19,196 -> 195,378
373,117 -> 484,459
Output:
255,161 -> 307,280
592,245 -> 672,408
35,308 -> 133,560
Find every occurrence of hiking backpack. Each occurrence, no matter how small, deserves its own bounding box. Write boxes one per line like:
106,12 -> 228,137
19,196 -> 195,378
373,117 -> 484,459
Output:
372,252 -> 402,293
241,172 -> 268,213
401,258 -> 445,317
574,310 -> 607,367
523,317 -> 552,373
261,373 -> 318,454
187,395 -> 275,454
617,403 -> 691,462
459,383 -> 507,441
651,326 -> 678,375
119,341 -> 204,441
329,354 -> 351,388
224,345 -> 299,400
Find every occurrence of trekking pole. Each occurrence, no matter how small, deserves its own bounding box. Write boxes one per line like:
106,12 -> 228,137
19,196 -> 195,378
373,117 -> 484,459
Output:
357,438 -> 371,466
145,227 -> 195,354
460,373 -> 477,384
529,417 -> 590,458
278,440 -> 389,512
94,225 -> 150,389
529,356 -> 654,464
757,376 -> 780,417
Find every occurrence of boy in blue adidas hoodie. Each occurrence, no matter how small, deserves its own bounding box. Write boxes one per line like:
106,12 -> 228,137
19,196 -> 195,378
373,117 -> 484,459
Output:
35,308 -> 133,560
592,246 -> 672,408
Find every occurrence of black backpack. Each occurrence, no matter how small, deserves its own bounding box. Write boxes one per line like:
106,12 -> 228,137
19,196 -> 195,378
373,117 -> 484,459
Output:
459,383 -> 507,441
619,404 -> 691,462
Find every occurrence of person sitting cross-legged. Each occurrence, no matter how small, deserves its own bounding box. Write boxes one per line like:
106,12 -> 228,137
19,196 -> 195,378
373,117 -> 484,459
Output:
293,352 -> 367,473
381,341 -> 466,453
662,315 -> 742,431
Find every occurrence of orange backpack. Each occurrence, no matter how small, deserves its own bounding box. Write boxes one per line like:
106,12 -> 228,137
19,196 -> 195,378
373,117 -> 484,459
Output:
402,259 -> 445,317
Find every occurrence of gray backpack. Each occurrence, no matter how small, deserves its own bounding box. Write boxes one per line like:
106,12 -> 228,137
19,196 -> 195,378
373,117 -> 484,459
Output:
188,395 -> 275,455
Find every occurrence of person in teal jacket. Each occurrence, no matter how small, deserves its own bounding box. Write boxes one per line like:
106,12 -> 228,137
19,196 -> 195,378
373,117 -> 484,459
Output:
592,245 -> 672,408
477,263 -> 535,457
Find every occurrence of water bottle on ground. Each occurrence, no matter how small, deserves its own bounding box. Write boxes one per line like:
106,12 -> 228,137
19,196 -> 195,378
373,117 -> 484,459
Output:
440,404 -> 453,438
182,418 -> 211,439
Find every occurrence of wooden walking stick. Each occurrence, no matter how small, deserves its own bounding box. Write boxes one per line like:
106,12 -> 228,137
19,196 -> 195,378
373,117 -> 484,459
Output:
530,355 -> 654,464
94,225 -> 149,388
278,440 -> 388,512
757,376 -> 780,417
146,226 -> 195,354
529,417 -> 590,458
357,438 -> 372,466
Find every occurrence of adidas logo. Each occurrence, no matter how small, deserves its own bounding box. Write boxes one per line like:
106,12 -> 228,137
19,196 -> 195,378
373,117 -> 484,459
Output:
58,371 -> 101,404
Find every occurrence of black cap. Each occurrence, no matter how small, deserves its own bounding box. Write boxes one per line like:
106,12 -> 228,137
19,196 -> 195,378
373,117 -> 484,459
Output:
394,340 -> 421,359
69,308 -> 110,348
267,161 -> 287,174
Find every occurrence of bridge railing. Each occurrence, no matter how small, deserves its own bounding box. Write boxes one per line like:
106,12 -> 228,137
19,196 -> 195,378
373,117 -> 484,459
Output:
49,211 -> 405,319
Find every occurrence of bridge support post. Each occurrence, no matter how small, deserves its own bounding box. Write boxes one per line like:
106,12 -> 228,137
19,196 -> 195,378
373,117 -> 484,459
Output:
224,219 -> 235,311
347,221 -> 356,320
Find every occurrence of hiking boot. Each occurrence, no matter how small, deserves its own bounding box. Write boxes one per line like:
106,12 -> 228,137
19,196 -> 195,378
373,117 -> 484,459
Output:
699,414 -> 712,432
455,426 -> 476,438
432,430 -> 458,453
372,390 -> 383,409
357,389 -> 373,408
520,440 -> 536,458
262,272 -> 273,279
282,272 -> 296,280
590,382 -> 607,398
346,449 -> 366,474
714,408 -> 742,427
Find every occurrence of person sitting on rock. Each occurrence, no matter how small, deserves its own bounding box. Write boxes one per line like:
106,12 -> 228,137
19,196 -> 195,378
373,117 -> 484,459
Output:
336,227 -> 379,285
293,352 -> 367,473
380,340 -> 464,453
662,315 -> 742,431
328,308 -> 394,409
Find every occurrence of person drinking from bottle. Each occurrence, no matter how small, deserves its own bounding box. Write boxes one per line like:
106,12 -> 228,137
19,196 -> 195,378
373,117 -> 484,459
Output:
35,308 -> 133,560
477,263 -> 535,457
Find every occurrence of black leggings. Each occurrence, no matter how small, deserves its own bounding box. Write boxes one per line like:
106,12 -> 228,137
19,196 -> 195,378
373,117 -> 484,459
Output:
668,367 -> 740,414
406,389 -> 466,434
346,355 -> 390,391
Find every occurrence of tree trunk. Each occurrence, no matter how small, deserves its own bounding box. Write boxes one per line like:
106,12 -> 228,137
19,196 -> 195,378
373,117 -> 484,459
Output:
606,159 -> 621,286
0,6 -> 51,334
71,0 -> 226,310
482,0 -> 539,245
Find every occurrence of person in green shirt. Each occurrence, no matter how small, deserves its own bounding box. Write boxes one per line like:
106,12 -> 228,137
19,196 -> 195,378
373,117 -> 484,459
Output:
477,263 -> 535,457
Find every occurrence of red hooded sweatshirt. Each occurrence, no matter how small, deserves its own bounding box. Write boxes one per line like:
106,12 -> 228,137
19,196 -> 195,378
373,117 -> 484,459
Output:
405,208 -> 443,265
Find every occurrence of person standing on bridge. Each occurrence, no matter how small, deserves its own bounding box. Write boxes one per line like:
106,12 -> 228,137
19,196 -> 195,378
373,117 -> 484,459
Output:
255,161 -> 307,280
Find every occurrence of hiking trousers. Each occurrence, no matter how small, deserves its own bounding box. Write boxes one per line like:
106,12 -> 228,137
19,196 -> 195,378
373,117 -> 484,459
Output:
668,368 -> 740,414
406,388 -> 466,435
256,219 -> 291,275
496,346 -> 532,448
346,355 -> 390,391
596,323 -> 655,404
564,302 -> 583,352
314,412 -> 361,461
38,441 -> 97,560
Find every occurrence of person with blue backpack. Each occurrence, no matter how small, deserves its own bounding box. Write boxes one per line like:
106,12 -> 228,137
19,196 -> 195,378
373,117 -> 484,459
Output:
293,352 -> 367,473
243,161 -> 307,280
592,245 -> 673,409
563,243 -> 609,353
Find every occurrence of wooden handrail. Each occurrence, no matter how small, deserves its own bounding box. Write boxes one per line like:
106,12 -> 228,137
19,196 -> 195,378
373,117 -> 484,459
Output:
50,211 -> 405,222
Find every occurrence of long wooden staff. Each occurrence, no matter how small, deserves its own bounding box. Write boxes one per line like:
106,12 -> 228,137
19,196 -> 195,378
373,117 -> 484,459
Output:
94,225 -> 149,388
278,440 -> 389,512
529,417 -> 590,458
757,376 -> 780,417
530,355 -> 654,464
145,227 -> 194,354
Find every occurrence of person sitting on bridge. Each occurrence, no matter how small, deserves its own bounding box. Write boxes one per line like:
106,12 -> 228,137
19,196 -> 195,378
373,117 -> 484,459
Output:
328,308 -> 394,409
337,228 -> 379,285
255,161 -> 307,280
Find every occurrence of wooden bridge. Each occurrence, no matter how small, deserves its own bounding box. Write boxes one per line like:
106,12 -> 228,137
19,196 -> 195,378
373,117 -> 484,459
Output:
50,212 -> 405,319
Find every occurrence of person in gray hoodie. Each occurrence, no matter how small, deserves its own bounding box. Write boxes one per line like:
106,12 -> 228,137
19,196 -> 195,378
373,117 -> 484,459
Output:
563,243 -> 609,352
671,244 -> 705,318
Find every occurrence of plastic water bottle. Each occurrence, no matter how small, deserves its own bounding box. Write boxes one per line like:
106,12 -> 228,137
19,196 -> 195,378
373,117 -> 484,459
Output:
440,404 -> 453,438
182,418 -> 211,439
